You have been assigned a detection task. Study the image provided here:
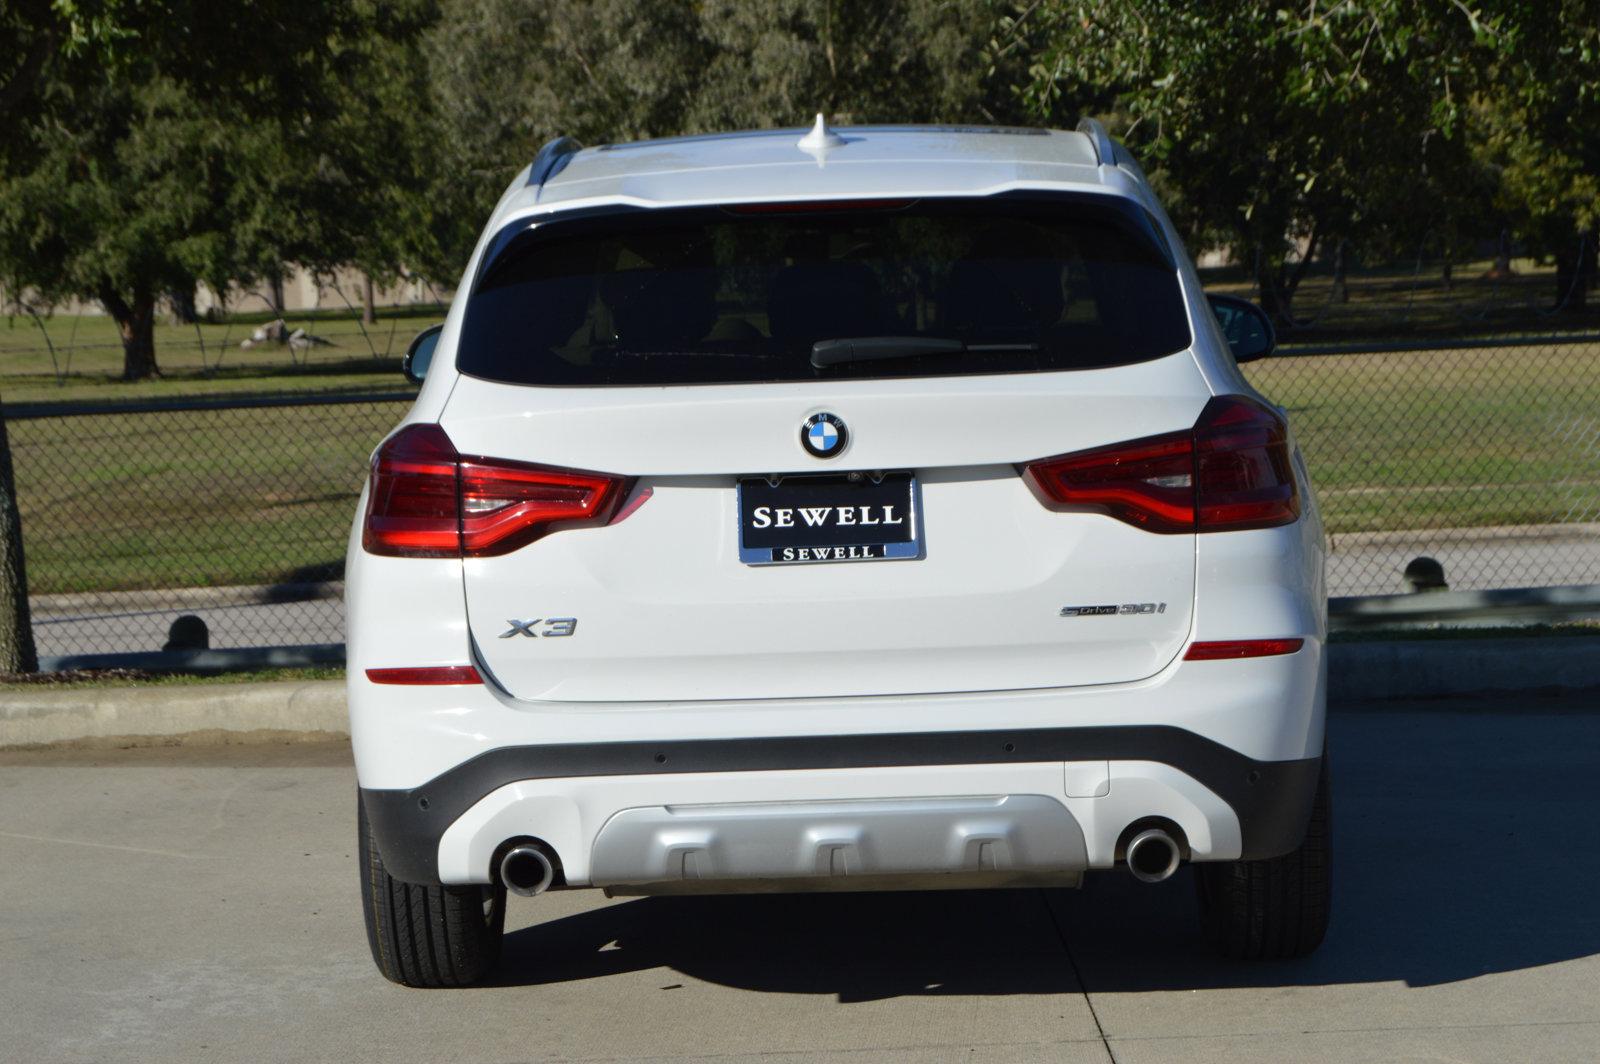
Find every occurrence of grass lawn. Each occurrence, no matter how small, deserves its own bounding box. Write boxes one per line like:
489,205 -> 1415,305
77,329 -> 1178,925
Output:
1,304 -> 442,404
0,666 -> 344,690
1201,256 -> 1600,343
3,309 -> 426,595
11,397 -> 404,594
1244,341 -> 1600,535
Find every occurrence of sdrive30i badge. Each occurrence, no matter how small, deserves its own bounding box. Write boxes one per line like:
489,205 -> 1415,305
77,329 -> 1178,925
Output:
801,412 -> 847,458
1060,602 -> 1167,617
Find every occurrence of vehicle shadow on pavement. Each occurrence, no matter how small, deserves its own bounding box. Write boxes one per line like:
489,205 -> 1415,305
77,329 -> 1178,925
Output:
495,710 -> 1600,997
1051,711 -> 1600,991
495,887 -> 1086,1001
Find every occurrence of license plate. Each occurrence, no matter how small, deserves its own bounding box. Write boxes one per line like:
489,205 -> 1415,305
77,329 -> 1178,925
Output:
737,473 -> 922,565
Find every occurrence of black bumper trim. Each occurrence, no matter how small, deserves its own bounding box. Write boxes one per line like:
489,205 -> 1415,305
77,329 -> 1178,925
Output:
360,725 -> 1322,885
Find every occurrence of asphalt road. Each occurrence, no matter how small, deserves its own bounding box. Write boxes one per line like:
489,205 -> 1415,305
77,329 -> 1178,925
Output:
3,699 -> 1598,1063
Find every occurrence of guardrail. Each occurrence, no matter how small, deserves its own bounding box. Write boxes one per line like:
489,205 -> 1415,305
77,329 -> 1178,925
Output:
1330,583 -> 1600,630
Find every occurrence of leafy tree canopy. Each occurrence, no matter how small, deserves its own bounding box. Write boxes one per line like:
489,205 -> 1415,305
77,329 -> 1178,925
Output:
1471,0 -> 1600,307
1006,0 -> 1501,319
0,1 -> 438,377
422,0 -> 1027,269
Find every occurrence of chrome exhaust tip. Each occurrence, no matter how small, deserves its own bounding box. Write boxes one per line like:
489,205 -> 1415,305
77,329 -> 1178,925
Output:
499,844 -> 556,897
1125,828 -> 1181,884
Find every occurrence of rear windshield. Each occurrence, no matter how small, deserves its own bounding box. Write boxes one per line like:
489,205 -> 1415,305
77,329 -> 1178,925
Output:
459,196 -> 1192,387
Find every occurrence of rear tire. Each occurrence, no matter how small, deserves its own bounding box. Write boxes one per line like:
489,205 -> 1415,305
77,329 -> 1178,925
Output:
358,794 -> 506,987
1195,755 -> 1331,960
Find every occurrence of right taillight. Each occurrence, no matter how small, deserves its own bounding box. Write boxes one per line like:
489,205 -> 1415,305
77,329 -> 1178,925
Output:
1022,395 -> 1299,533
1192,395 -> 1300,531
362,423 -> 633,558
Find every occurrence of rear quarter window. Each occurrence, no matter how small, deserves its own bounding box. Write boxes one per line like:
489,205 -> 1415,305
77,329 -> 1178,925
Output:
458,195 -> 1192,386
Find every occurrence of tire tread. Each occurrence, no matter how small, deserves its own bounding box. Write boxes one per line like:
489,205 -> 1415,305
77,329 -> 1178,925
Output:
1197,756 -> 1331,960
358,795 -> 505,987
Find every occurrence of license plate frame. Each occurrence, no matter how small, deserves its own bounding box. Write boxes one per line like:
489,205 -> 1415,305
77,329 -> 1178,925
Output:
736,472 -> 923,566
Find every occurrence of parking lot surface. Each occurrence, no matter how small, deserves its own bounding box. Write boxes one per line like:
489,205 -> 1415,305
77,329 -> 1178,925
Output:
2,699 -> 1597,1064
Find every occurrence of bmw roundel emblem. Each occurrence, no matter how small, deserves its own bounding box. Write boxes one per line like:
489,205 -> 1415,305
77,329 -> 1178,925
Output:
801,412 -> 848,458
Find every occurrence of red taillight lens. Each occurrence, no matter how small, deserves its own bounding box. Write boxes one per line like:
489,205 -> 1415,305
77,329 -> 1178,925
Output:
362,424 -> 632,558
1022,428 -> 1196,532
363,424 -> 461,557
1184,638 -> 1304,661
365,665 -> 484,685
1192,396 -> 1300,531
458,459 -> 628,557
1022,396 -> 1298,534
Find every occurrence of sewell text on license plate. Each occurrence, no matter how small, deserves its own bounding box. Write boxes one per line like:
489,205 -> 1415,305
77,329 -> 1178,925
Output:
737,473 -> 922,565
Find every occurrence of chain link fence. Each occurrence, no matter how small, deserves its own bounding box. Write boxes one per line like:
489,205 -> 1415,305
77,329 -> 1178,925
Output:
1245,334 -> 1600,597
9,392 -> 412,662
6,331 -> 1599,662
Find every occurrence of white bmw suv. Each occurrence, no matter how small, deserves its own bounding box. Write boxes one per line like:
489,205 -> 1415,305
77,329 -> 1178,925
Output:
348,118 -> 1329,987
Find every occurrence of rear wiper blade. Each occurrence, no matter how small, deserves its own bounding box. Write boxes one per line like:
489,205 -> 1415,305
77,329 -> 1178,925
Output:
810,336 -> 1037,369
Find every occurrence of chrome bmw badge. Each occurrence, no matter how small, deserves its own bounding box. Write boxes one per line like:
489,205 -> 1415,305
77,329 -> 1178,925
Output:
801,412 -> 847,458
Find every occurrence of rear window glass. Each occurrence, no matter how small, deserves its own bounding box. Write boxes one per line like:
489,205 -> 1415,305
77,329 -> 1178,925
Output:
459,196 -> 1192,387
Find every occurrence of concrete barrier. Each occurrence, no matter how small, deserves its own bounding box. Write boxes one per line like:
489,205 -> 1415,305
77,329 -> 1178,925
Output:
0,680 -> 346,748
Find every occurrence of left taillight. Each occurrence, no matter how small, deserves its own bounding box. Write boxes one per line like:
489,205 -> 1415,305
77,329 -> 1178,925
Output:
362,423 -> 632,558
1022,395 -> 1299,534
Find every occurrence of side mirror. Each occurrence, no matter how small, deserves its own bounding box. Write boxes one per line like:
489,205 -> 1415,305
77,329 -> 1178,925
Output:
402,324 -> 444,384
1206,294 -> 1276,363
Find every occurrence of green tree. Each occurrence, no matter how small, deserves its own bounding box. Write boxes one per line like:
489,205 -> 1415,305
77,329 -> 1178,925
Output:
424,0 -> 1022,267
1473,0 -> 1600,310
1004,1 -> 1499,323
1,77 -> 241,379
0,1 -> 435,379
687,0 -> 1018,130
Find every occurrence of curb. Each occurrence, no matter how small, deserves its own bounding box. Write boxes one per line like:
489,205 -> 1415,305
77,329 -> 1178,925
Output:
30,581 -> 341,617
3,639 -> 1598,748
0,680 -> 347,748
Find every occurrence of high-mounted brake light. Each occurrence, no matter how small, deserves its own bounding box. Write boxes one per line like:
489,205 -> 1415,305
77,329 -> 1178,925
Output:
1022,396 -> 1299,533
724,199 -> 913,214
363,424 -> 633,558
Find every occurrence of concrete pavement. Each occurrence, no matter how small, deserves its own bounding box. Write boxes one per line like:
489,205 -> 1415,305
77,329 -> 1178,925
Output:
2,700 -> 1598,1063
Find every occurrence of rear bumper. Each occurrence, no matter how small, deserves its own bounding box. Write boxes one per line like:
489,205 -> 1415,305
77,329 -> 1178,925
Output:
361,727 -> 1322,885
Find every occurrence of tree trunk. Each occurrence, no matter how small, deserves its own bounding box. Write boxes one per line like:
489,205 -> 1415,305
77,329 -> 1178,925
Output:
1554,230 -> 1597,313
269,271 -> 287,316
362,273 -> 377,325
1256,228 -> 1320,328
101,286 -> 160,380
1281,228 -> 1320,307
1255,253 -> 1290,325
0,404 -> 38,674
1494,230 -> 1512,276
1441,258 -> 1453,291
1331,239 -> 1349,304
1578,233 -> 1597,312
120,293 -> 158,380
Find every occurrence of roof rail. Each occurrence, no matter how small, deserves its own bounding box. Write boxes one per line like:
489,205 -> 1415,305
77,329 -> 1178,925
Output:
526,136 -> 583,187
1075,117 -> 1116,166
